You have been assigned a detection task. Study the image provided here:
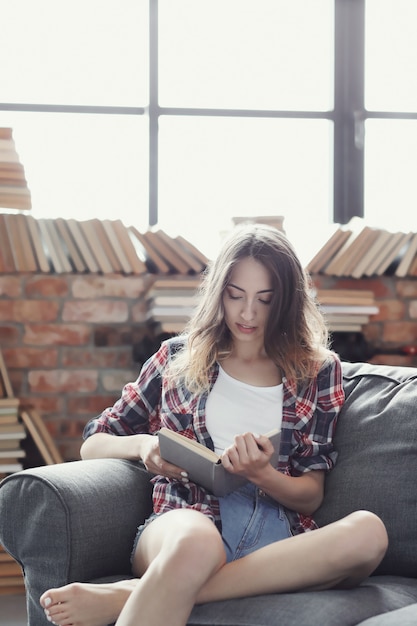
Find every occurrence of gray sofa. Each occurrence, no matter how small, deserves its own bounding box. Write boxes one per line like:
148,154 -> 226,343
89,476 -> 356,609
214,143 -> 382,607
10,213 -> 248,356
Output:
2,360 -> 417,626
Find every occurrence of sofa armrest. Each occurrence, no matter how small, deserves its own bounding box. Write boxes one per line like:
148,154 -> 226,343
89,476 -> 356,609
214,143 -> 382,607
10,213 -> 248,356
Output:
0,458 -> 153,626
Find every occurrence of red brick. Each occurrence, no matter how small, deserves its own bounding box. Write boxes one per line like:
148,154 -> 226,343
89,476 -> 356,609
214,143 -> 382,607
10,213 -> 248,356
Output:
0,300 -> 59,322
94,325 -> 149,347
372,300 -> 405,322
336,278 -> 394,299
362,323 -> 383,345
2,347 -> 58,368
52,418 -> 87,439
61,347 -> 131,368
25,276 -> 69,297
382,322 -> 417,344
396,280 -> 417,299
28,370 -> 98,393
18,396 -> 64,414
131,300 -> 149,323
62,300 -> 129,323
409,301 -> 417,319
0,325 -> 20,344
58,440 -> 83,462
23,324 -> 91,346
71,275 -> 149,299
369,354 -> 415,367
101,369 -> 139,392
310,275 -> 338,290
0,276 -> 22,297
67,394 -> 118,414
8,369 -> 24,396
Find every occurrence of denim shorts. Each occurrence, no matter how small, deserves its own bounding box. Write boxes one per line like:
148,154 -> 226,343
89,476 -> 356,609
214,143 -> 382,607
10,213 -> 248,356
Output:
218,482 -> 292,562
131,482 -> 292,564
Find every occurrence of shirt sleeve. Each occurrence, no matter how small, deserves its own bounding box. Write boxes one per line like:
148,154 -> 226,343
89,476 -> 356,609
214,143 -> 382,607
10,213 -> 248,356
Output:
83,341 -> 169,439
290,353 -> 345,475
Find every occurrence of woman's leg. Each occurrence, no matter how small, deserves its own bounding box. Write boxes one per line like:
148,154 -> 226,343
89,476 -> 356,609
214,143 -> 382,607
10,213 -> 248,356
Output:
116,508 -> 226,626
40,508 -> 226,626
196,510 -> 388,604
40,510 -> 388,626
40,579 -> 138,626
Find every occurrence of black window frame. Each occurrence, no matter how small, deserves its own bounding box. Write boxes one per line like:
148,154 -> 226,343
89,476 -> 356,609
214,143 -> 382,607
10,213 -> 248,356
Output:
1,0 -> 416,229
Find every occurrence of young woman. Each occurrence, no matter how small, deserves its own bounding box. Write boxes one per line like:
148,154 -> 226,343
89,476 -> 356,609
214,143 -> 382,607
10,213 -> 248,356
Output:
40,224 -> 388,626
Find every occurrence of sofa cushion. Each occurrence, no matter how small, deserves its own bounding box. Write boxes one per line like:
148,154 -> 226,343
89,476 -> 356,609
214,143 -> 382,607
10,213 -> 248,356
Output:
188,576 -> 417,626
357,602 -> 417,626
315,361 -> 417,577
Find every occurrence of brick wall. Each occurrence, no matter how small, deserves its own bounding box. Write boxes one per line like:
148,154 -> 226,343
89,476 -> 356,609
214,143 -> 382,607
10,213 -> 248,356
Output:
0,273 -> 157,462
2,270 -> 417,464
312,274 -> 417,367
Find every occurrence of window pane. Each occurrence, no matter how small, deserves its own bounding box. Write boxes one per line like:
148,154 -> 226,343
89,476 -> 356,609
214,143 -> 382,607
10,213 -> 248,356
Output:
0,112 -> 149,228
365,120 -> 417,231
159,0 -> 334,111
365,0 -> 417,111
0,0 -> 148,106
158,116 -> 333,263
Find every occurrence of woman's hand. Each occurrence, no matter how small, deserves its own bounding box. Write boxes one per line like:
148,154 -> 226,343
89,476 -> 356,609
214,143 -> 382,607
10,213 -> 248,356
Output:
221,432 -> 274,481
139,434 -> 189,483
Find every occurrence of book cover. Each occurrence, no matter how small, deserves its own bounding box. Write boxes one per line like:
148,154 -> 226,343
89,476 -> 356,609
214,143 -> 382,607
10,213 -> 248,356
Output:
129,226 -> 171,275
373,232 -> 412,276
159,427 -> 281,497
54,218 -> 88,273
0,424 -> 26,440
395,232 -> 417,278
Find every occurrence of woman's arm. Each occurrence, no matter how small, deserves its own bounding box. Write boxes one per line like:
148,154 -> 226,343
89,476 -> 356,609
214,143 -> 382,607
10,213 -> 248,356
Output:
80,431 -> 151,461
81,431 -> 188,480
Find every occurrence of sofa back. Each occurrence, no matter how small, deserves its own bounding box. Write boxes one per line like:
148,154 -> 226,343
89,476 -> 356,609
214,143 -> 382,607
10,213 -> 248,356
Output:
315,361 -> 417,578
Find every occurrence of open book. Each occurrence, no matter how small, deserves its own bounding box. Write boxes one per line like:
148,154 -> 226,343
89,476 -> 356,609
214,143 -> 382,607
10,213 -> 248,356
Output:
158,427 -> 281,497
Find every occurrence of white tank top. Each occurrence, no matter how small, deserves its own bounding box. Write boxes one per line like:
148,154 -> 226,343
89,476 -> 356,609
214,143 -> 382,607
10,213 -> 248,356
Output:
205,365 -> 283,455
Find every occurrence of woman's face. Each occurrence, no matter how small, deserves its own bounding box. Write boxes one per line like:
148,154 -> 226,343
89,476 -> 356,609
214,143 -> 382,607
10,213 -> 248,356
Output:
222,256 -> 273,349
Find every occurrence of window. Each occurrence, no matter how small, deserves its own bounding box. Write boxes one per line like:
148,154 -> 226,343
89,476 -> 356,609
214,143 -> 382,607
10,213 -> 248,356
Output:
1,0 -> 416,264
364,0 -> 417,233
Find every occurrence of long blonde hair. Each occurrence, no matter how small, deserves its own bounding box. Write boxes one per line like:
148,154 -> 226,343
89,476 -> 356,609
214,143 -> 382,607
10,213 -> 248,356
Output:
169,224 -> 330,392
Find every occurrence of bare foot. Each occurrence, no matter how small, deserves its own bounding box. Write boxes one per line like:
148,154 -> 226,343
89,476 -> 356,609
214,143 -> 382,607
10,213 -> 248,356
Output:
40,580 -> 138,626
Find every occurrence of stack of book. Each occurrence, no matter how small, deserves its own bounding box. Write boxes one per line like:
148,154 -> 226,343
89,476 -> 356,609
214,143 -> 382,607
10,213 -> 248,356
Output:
0,397 -> 26,479
313,288 -> 379,332
0,352 -> 26,480
146,276 -> 202,335
0,350 -> 25,593
0,127 -> 31,211
307,217 -> 417,279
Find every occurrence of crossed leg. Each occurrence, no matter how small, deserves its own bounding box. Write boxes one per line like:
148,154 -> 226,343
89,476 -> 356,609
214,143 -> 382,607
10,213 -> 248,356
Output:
40,509 -> 388,626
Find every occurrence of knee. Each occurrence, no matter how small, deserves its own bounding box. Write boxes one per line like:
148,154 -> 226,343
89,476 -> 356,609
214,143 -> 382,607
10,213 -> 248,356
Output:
341,510 -> 388,567
175,523 -> 226,571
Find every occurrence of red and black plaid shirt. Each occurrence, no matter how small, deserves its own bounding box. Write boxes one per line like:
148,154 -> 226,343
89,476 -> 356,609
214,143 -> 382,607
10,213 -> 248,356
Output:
84,337 -> 344,534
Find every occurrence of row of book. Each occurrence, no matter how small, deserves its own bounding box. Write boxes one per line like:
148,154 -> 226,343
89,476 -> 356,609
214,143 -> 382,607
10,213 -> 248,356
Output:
0,127 -> 32,212
0,212 -> 208,276
307,217 -> 417,279
314,288 -> 378,333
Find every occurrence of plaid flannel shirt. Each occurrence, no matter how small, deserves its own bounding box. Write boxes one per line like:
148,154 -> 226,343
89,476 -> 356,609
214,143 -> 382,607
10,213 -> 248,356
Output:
83,337 -> 344,534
